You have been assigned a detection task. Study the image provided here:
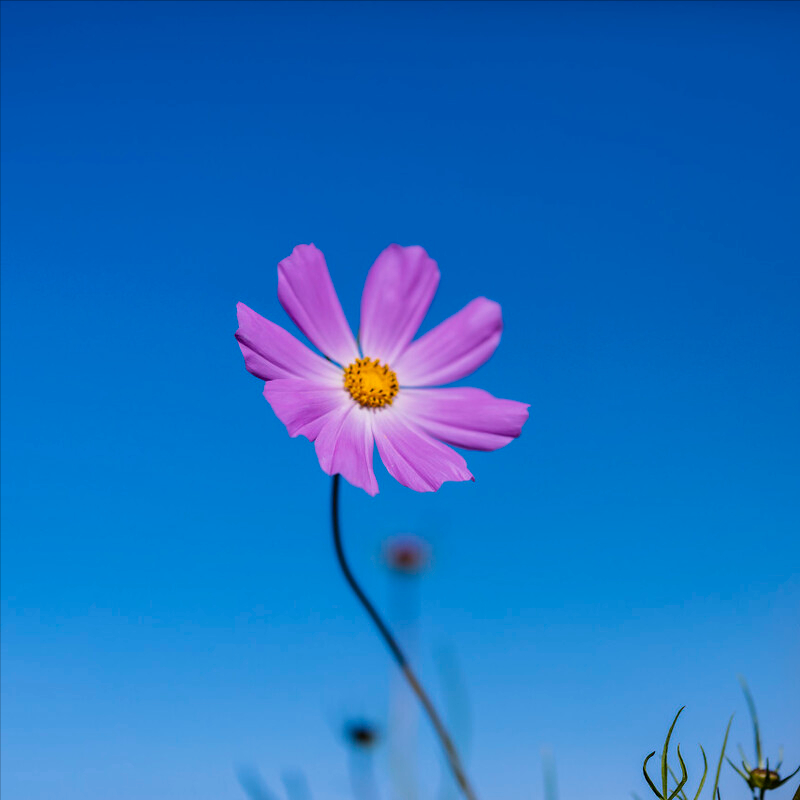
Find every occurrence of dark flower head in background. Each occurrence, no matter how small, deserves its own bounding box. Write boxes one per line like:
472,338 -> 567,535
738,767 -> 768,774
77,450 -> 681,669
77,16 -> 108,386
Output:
343,719 -> 380,750
383,534 -> 430,576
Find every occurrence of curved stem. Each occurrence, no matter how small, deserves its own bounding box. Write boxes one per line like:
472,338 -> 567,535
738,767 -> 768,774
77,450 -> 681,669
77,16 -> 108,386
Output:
331,475 -> 478,800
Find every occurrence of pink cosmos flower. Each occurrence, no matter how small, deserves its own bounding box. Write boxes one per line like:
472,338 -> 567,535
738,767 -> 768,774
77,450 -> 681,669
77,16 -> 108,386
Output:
236,244 -> 529,495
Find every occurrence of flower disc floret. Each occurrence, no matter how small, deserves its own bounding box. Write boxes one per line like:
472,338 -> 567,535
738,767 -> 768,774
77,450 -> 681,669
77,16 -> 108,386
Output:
344,357 -> 399,407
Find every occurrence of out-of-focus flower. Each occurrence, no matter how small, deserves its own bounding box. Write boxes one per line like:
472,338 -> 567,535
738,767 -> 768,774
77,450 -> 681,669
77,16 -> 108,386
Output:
236,244 -> 529,495
383,535 -> 430,575
343,719 -> 380,750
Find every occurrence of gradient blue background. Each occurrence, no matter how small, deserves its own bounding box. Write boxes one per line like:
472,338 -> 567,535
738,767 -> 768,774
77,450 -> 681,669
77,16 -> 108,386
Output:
2,2 -> 798,798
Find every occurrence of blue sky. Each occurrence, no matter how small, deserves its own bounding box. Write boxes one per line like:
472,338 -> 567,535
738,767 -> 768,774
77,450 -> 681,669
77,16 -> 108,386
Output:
1,2 -> 798,799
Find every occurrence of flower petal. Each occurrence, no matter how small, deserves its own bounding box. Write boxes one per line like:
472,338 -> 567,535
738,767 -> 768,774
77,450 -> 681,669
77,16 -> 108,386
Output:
277,244 -> 359,365
359,245 -> 440,366
236,302 -> 342,382
400,387 -> 529,451
315,403 -> 378,496
263,379 -> 350,441
373,410 -> 473,493
393,297 -> 502,387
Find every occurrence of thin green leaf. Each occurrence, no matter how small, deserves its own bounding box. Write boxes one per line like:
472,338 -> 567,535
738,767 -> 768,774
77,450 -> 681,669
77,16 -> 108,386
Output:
775,763 -> 800,787
692,745 -> 708,800
662,707 -> 686,799
738,676 -> 762,768
712,716 -> 734,800
666,745 -> 689,800
726,756 -> 749,782
738,744 -> 753,773
667,764 -> 689,800
643,752 -> 663,798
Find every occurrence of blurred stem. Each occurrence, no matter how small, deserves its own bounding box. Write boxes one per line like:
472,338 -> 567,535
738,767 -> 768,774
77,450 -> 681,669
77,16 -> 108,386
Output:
331,475 -> 478,800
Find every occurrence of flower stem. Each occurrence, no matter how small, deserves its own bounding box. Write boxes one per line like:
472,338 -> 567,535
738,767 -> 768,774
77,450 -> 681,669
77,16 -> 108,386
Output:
331,474 -> 478,800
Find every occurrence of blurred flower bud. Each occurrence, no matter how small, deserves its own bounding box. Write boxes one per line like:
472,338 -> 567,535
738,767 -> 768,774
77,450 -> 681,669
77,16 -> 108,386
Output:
343,719 -> 380,750
383,535 -> 430,575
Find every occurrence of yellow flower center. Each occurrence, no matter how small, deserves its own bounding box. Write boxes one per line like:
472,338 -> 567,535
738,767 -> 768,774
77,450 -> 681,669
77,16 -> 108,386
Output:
343,357 -> 399,408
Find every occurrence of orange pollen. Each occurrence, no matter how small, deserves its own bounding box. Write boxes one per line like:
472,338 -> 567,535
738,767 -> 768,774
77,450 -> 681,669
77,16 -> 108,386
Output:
343,357 -> 399,408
